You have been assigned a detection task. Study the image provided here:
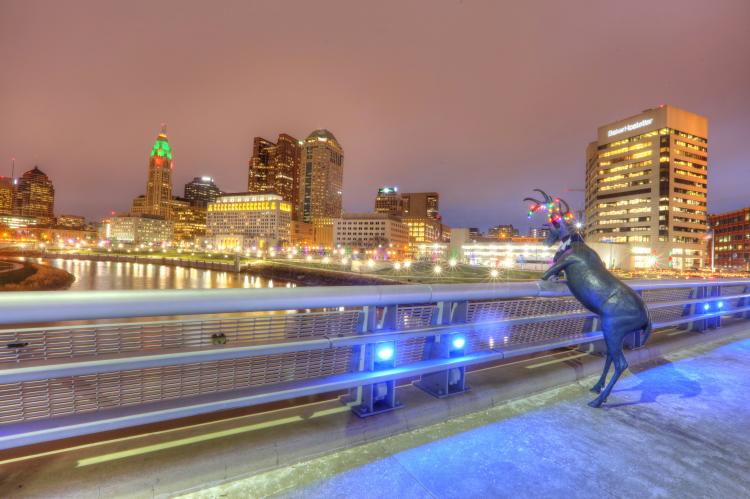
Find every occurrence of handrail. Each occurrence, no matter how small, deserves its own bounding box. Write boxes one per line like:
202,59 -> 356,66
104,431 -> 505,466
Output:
0,278 -> 746,325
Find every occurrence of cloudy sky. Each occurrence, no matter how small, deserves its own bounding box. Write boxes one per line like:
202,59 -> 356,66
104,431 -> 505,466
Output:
1,0 -> 748,231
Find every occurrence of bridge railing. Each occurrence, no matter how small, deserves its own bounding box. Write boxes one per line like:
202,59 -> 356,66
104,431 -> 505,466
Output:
0,278 -> 749,449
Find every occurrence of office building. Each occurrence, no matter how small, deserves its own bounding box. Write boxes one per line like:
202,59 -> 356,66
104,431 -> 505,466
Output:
488,224 -> 519,239
528,227 -> 550,239
299,129 -> 343,223
170,197 -> 207,242
0,177 -> 13,215
56,214 -> 86,229
375,187 -> 405,217
708,208 -> 750,270
206,193 -> 291,250
402,192 -> 439,219
143,126 -> 174,220
333,213 -> 409,250
585,105 -> 708,269
184,177 -> 222,208
103,214 -> 173,245
403,218 -> 443,244
248,134 -> 301,218
14,166 -> 55,225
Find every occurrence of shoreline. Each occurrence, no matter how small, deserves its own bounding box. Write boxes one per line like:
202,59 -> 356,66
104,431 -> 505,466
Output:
0,260 -> 75,291
0,251 -> 402,287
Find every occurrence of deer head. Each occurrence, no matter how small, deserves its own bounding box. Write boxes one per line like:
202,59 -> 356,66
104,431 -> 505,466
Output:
524,189 -> 575,247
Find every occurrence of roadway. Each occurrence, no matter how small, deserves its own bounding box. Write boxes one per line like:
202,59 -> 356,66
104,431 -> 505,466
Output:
184,335 -> 750,498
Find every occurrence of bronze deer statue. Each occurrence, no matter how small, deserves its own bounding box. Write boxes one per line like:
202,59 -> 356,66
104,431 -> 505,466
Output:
524,189 -> 652,407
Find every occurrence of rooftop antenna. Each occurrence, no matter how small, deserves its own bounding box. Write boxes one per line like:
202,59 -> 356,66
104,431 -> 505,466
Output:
11,157 -> 16,185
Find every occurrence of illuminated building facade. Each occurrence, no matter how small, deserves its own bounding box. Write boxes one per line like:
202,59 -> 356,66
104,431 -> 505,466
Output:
0,177 -> 13,215
488,224 -> 519,239
528,227 -> 550,239
333,213 -> 409,250
170,197 -> 207,242
206,193 -> 291,250
290,220 -> 315,246
708,208 -> 750,270
56,214 -> 86,229
403,218 -> 442,244
14,166 -> 55,225
585,105 -> 708,269
143,126 -> 174,220
184,177 -> 222,208
104,214 -> 173,245
248,134 -> 301,219
375,187 -> 404,217
299,130 -> 343,224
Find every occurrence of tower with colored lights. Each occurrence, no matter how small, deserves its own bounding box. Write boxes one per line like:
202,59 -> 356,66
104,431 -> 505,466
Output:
144,125 -> 174,220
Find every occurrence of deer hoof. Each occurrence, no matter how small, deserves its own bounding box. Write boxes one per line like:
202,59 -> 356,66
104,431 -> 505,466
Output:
588,399 -> 603,408
590,384 -> 602,394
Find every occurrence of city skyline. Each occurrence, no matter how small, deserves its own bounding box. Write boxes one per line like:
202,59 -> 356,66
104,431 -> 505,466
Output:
2,1 -> 749,230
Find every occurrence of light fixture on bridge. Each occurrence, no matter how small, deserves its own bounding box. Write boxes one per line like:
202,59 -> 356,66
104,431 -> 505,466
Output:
415,332 -> 470,399
352,341 -> 401,418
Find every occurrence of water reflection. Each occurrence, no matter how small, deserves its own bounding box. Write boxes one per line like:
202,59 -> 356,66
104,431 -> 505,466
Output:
29,257 -> 290,291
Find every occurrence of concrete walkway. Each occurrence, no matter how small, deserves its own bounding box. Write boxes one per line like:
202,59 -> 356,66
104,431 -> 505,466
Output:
185,338 -> 750,498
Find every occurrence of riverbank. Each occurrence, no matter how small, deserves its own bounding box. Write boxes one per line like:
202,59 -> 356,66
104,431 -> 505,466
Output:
0,261 -> 75,291
1,251 -> 402,286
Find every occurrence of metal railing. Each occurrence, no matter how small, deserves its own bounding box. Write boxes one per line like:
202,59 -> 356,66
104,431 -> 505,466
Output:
0,278 -> 749,450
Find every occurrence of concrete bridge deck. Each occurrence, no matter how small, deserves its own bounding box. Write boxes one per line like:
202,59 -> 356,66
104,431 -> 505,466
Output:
1,324 -> 748,498
185,335 -> 750,498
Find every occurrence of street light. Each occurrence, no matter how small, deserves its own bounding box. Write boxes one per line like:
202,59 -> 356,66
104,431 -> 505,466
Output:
705,228 -> 715,272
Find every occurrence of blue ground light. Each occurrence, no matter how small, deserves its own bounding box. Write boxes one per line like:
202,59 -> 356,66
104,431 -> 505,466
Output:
279,339 -> 750,498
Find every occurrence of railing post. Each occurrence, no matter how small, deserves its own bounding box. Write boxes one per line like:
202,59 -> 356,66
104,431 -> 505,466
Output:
414,300 -> 470,398
624,290 -> 646,349
691,285 -> 708,332
351,304 -> 402,418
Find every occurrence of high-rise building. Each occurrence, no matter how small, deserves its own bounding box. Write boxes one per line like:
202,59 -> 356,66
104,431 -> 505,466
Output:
402,192 -> 439,219
708,208 -> 750,270
375,187 -> 404,217
0,177 -> 13,215
14,166 -> 55,225
143,126 -> 174,220
170,197 -> 207,242
206,193 -> 292,250
248,134 -> 301,218
184,176 -> 222,208
585,105 -> 708,269
299,129 -> 343,224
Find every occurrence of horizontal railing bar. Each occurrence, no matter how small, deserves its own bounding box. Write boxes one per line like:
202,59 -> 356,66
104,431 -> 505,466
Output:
0,331 -> 606,450
0,279 -> 746,326
2,299 -> 748,384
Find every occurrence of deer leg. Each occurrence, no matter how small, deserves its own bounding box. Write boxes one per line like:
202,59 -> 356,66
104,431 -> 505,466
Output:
589,331 -> 628,408
590,353 -> 612,394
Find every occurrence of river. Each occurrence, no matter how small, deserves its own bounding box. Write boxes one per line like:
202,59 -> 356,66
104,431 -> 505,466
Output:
20,257 -> 292,291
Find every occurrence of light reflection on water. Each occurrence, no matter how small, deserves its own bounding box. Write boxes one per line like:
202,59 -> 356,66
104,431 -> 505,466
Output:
31,257 -> 290,292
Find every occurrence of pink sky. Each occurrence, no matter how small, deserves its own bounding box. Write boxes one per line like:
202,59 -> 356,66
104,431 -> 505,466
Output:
1,0 -> 748,231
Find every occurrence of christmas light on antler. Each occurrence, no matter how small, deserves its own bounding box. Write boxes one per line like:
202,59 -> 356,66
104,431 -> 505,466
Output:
523,189 -> 574,225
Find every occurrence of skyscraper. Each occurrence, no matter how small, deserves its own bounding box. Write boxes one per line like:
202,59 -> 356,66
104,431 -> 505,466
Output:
402,192 -> 440,219
248,134 -> 301,218
184,176 -> 222,208
299,129 -> 343,224
585,105 -> 708,269
144,126 -> 174,220
0,177 -> 13,215
14,166 -> 55,224
375,187 -> 405,217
